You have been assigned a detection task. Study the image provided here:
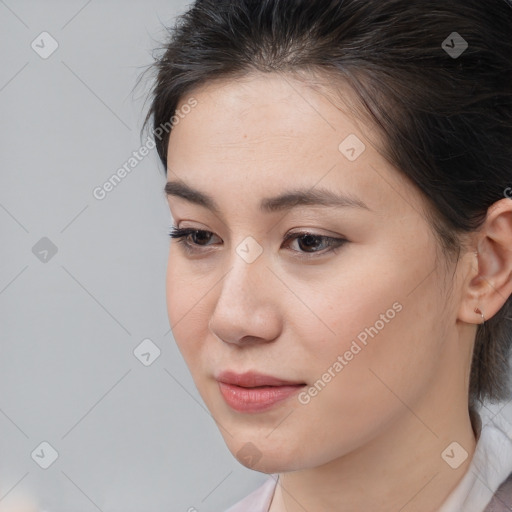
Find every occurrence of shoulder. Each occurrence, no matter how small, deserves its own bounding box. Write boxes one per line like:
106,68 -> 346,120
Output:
224,476 -> 278,512
483,471 -> 512,512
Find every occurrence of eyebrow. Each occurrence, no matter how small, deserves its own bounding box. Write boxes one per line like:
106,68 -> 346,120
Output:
164,180 -> 371,214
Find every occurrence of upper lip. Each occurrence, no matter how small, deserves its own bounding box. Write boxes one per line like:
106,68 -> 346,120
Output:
216,370 -> 305,388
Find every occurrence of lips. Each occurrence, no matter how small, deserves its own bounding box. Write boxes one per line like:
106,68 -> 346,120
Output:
216,371 -> 306,413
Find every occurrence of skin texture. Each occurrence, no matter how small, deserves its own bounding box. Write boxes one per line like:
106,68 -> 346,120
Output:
164,72 -> 512,511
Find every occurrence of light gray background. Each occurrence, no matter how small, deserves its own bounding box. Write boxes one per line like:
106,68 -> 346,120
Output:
1,1 -> 511,512
0,1 -> 267,511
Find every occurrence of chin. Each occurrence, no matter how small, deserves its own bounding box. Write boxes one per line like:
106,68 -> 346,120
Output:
222,434 -> 310,473
235,450 -> 300,473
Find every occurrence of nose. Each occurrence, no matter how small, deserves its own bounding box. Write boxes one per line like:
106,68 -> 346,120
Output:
208,251 -> 282,347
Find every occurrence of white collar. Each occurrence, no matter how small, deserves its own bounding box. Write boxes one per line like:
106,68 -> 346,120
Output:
438,404 -> 512,512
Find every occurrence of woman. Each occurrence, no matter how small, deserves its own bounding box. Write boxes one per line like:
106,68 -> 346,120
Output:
142,0 -> 512,510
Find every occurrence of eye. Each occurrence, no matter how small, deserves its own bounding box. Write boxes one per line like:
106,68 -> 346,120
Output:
168,227 -> 220,254
168,226 -> 348,259
282,231 -> 347,256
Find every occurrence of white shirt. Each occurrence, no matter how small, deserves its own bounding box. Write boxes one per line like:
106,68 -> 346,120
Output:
438,405 -> 512,512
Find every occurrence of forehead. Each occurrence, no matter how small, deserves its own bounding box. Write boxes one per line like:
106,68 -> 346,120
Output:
169,73 -> 364,173
172,72 -> 365,144
166,72 -> 422,221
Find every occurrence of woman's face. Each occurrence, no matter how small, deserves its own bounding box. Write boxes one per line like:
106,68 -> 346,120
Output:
165,73 -> 472,473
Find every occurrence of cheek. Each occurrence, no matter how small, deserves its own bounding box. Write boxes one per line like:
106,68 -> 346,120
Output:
290,252 -> 444,423
285,256 -> 405,369
276,300 -> 441,470
165,249 -> 209,362
165,251 -> 184,335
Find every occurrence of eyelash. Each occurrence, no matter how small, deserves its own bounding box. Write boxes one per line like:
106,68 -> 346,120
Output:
168,226 -> 348,260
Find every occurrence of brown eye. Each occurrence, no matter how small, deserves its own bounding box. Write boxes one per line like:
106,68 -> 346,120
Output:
283,231 -> 348,256
169,227 -> 221,253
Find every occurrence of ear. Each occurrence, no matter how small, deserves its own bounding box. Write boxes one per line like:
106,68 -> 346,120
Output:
458,197 -> 512,324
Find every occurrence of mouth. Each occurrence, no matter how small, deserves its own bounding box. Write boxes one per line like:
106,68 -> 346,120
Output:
216,370 -> 307,413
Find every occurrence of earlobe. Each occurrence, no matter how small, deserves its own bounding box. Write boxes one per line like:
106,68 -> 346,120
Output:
458,198 -> 512,325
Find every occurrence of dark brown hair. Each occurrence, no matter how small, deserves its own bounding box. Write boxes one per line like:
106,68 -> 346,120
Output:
141,0 -> 512,407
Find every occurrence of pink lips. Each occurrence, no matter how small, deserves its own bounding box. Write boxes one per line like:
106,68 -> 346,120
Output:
216,371 -> 306,413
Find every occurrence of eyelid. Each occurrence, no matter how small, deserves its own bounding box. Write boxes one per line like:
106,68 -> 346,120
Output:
283,229 -> 343,242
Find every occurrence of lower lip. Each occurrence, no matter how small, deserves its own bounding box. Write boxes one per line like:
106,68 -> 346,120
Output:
218,382 -> 305,413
